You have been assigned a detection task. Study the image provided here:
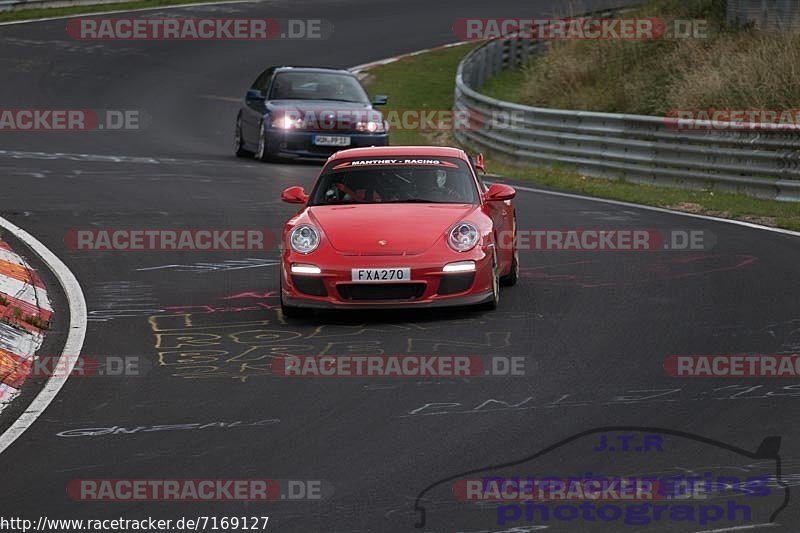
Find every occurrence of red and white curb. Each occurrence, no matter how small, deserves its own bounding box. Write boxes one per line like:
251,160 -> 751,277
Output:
0,239 -> 53,412
0,217 -> 85,455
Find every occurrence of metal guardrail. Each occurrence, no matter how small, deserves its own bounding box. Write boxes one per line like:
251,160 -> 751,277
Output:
728,0 -> 800,33
454,36 -> 800,201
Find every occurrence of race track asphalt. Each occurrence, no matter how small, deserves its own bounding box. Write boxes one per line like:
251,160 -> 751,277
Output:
1,1 -> 799,531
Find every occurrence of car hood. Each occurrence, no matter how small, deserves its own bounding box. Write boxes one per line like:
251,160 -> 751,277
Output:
307,204 -> 479,255
266,100 -> 381,122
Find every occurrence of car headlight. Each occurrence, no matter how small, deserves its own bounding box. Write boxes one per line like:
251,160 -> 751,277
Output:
291,263 -> 321,274
290,225 -> 320,253
272,114 -> 303,129
448,222 -> 479,252
355,120 -> 385,133
443,260 -> 476,273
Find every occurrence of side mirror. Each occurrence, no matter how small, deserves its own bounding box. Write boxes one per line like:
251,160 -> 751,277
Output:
371,95 -> 388,106
281,186 -> 309,204
473,153 -> 486,173
246,89 -> 266,102
485,183 -> 516,202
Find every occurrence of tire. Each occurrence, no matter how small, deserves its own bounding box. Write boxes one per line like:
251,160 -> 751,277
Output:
500,241 -> 519,286
281,301 -> 311,319
279,272 -> 311,319
478,249 -> 500,311
234,115 -> 252,158
255,123 -> 272,162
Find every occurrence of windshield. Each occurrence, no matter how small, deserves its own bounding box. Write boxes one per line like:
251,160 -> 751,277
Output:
308,157 -> 479,206
269,72 -> 370,103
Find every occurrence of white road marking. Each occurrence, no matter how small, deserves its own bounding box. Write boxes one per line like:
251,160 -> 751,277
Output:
0,0 -> 265,26
136,258 -> 280,272
348,41 -> 472,75
504,183 -> 800,239
0,216 -> 86,456
0,149 -> 238,167
692,523 -> 781,532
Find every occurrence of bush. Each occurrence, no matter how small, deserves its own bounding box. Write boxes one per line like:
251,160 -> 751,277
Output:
488,0 -> 800,115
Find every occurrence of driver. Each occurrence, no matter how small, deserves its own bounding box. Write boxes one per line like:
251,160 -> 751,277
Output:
417,169 -> 462,201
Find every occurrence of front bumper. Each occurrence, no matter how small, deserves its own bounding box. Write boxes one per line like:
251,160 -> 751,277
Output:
281,290 -> 494,310
266,129 -> 389,159
281,250 -> 494,309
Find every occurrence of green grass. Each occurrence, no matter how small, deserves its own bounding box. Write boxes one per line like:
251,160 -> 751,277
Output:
486,161 -> 800,231
481,68 -> 527,104
361,40 -> 800,231
0,0 -> 230,22
362,43 -> 478,146
479,0 -> 800,115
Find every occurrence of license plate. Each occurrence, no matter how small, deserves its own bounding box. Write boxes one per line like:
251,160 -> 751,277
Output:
351,268 -> 411,282
314,135 -> 351,146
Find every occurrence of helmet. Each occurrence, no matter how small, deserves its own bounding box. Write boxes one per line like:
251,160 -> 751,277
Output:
435,169 -> 447,188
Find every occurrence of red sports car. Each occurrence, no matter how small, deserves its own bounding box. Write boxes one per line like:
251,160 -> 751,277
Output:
278,146 -> 518,317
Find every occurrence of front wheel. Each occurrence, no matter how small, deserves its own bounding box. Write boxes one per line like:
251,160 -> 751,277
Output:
500,243 -> 519,286
478,249 -> 500,311
281,301 -> 311,319
256,124 -> 272,162
234,115 -> 252,158
279,272 -> 311,319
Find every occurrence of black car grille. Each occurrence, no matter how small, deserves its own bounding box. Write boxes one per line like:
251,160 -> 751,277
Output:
437,273 -> 475,295
292,275 -> 327,297
337,283 -> 426,301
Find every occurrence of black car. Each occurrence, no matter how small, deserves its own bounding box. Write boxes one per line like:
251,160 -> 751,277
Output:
234,66 -> 389,161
